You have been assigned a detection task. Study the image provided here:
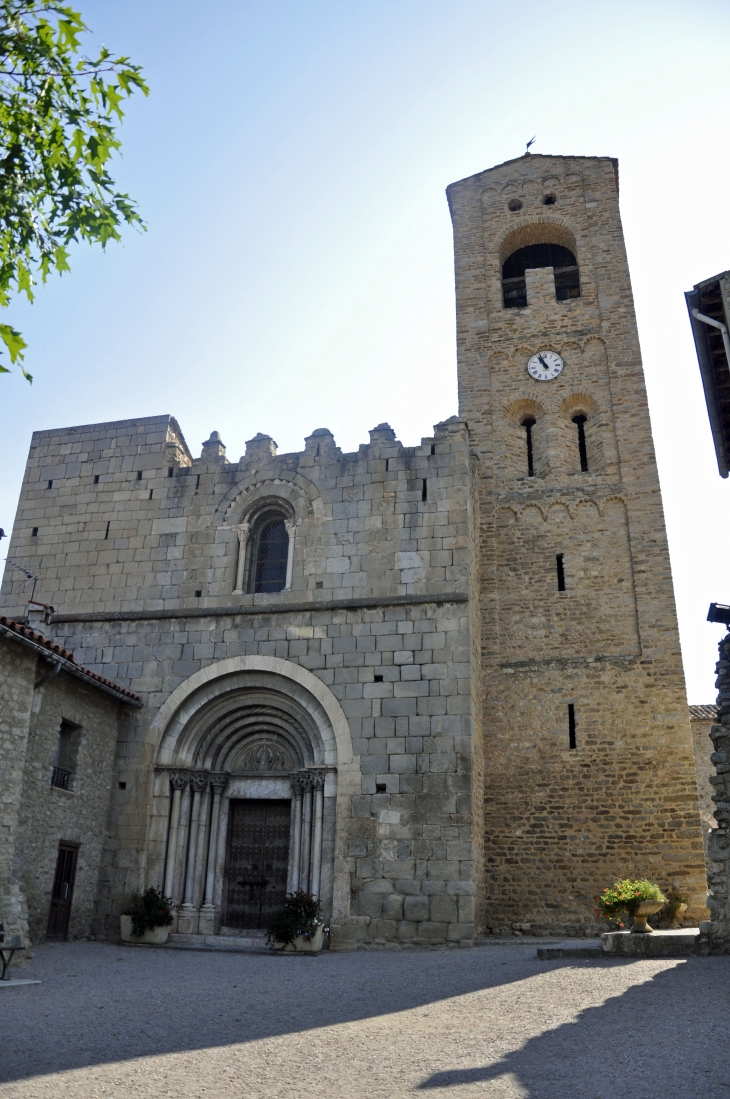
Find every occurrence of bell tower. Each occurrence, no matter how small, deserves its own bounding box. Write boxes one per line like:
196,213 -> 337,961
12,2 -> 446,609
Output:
447,154 -> 706,934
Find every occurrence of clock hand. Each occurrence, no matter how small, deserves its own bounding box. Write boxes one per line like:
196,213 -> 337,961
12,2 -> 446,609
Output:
537,354 -> 550,370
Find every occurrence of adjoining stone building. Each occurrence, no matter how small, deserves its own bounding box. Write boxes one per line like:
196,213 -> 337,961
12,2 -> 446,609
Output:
0,613 -> 140,950
0,153 -> 707,947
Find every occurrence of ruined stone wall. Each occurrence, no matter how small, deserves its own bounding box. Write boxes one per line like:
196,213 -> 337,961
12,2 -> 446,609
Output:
689,705 -> 718,859
448,153 -> 706,933
0,415 -> 477,947
707,634 -> 730,949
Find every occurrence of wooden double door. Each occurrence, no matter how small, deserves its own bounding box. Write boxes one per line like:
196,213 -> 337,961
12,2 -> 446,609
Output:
224,800 -> 290,929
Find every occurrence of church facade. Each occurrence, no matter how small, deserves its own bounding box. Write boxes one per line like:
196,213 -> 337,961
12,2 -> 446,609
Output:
0,154 -> 707,947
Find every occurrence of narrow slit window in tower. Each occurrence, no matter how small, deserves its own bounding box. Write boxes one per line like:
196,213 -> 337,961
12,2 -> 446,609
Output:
572,415 -> 589,472
522,417 -> 536,476
421,479 -> 428,501
568,704 -> 577,750
556,553 -> 565,591
94,475 -> 100,484
104,521 -> 110,540
137,470 -> 143,480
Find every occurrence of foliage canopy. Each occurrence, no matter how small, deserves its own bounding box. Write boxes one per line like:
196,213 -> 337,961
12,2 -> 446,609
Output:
0,0 -> 147,380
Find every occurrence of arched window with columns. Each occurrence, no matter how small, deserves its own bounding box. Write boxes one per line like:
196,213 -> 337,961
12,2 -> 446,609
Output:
232,504 -> 296,595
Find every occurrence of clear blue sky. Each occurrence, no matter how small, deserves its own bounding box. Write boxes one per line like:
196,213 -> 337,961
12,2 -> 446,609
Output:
1,0 -> 729,701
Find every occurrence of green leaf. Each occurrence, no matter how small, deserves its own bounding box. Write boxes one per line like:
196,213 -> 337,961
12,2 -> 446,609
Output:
0,323 -> 27,363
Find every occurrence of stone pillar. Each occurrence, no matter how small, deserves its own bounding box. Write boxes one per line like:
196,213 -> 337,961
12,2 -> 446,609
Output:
178,772 -> 208,934
299,775 -> 313,892
163,771 -> 188,900
288,778 -> 303,892
708,631 -> 730,949
310,772 -> 325,899
199,778 -> 226,934
232,523 -> 251,594
284,520 -> 296,591
171,779 -> 192,908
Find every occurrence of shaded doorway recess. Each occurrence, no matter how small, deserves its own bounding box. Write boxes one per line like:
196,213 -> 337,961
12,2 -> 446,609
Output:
46,842 -> 78,941
224,800 -> 290,929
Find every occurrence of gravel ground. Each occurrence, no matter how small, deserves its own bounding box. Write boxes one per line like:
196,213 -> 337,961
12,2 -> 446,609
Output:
0,941 -> 728,1098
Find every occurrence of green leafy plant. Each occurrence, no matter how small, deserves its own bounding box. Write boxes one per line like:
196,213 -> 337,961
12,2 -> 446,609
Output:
266,890 -> 328,948
596,879 -> 666,923
0,1 -> 148,380
123,887 -> 173,938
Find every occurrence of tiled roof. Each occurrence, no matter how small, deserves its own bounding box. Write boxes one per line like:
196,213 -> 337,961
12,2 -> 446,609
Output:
689,704 -> 718,721
0,615 -> 141,704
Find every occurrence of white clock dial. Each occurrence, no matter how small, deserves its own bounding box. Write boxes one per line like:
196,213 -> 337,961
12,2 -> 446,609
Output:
527,350 -> 564,381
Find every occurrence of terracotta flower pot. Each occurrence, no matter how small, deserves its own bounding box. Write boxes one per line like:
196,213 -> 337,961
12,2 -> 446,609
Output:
120,914 -> 171,945
273,925 -> 324,953
630,900 -> 664,934
668,902 -> 688,930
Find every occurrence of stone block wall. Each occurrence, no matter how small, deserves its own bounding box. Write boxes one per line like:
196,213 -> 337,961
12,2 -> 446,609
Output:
689,705 -> 718,858
0,635 -> 35,947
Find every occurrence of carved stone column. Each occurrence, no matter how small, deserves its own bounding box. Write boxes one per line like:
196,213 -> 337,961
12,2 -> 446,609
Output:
288,775 -> 304,892
178,772 -> 208,934
310,771 -> 326,899
299,773 -> 314,892
284,520 -> 296,591
163,770 -> 189,900
232,523 -> 251,594
199,777 -> 227,934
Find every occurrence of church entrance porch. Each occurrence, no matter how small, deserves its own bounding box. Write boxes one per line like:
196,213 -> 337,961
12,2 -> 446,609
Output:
223,799 -> 290,930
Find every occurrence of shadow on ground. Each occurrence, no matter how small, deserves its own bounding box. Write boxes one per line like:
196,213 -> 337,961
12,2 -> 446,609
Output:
1,941 -> 729,1095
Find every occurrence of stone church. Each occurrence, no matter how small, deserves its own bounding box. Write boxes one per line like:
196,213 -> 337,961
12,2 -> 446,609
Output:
0,153 -> 707,949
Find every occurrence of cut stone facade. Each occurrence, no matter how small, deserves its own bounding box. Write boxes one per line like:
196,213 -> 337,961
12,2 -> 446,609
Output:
0,153 -> 707,945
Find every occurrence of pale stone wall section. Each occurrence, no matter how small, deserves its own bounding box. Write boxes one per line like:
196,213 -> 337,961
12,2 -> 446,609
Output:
0,635 -> 35,948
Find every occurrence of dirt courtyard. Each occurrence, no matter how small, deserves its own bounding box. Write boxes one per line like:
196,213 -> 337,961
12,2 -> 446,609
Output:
0,941 -> 728,1098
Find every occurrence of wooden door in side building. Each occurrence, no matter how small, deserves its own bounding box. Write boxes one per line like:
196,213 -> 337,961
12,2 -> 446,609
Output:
46,843 -> 78,941
224,800 -> 290,929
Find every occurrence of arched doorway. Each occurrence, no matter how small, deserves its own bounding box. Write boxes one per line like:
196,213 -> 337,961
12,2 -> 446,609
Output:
148,660 -> 347,937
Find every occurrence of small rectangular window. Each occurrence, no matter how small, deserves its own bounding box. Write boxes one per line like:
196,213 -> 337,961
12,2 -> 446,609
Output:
374,674 -> 384,683
375,783 -> 387,793
31,527 -> 38,537
149,489 -> 153,499
421,478 -> 428,502
556,554 -> 565,591
168,467 -> 174,478
385,458 -> 389,471
47,480 -> 53,489
195,474 -> 200,493
568,704 -> 577,750
104,521 -> 110,540
136,470 -> 143,481
430,444 -> 436,455
195,589 -> 202,597
51,720 -> 81,789
94,474 -> 100,484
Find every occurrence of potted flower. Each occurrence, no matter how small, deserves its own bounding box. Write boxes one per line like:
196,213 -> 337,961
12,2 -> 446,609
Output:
596,878 -> 666,934
121,887 -> 174,944
267,890 -> 328,953
663,892 -> 689,930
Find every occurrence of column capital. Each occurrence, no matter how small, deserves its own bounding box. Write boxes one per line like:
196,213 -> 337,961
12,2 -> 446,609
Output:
169,769 -> 190,791
189,771 -> 209,793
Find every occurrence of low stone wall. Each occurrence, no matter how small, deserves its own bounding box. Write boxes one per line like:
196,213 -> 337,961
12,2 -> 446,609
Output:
707,632 -> 730,951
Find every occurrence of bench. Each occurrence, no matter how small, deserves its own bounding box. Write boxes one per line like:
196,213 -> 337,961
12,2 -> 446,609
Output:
0,924 -> 24,980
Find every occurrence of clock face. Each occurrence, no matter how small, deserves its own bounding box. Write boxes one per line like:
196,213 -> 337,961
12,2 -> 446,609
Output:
527,350 -> 564,381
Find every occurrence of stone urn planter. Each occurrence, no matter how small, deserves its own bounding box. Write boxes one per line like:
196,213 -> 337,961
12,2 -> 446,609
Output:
120,915 -> 171,945
631,901 -> 664,933
667,903 -> 688,930
273,925 -> 324,953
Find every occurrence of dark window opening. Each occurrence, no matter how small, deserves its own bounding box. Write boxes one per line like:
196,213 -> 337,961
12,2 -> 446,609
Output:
542,194 -> 556,205
375,783 -> 387,793
315,444 -> 320,457
502,243 -> 580,308
421,478 -> 428,501
568,704 -> 577,750
51,720 -> 81,789
572,415 -> 589,472
104,521 -> 110,540
507,199 -> 523,212
47,480 -> 53,489
195,474 -> 200,493
556,553 -> 566,591
195,589 -> 202,597
168,467 -> 174,478
374,674 -> 384,683
252,517 -> 289,594
430,444 -> 436,455
149,489 -> 153,499
31,527 -> 38,537
315,580 -> 323,588
522,417 -> 536,477
94,474 -> 100,484
136,470 -> 143,480
118,781 -> 126,790
385,459 -> 389,471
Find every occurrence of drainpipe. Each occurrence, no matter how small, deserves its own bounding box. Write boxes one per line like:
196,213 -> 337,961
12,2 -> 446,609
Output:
692,309 -> 730,366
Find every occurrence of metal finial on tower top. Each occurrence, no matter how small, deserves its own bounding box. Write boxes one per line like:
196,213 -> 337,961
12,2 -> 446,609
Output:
525,136 -> 536,155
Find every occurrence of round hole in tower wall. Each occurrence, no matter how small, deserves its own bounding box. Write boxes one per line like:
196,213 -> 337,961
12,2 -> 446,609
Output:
542,194 -> 557,205
507,199 -> 523,212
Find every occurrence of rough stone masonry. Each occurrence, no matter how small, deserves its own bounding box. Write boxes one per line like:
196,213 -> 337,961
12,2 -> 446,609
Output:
0,153 -> 707,947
